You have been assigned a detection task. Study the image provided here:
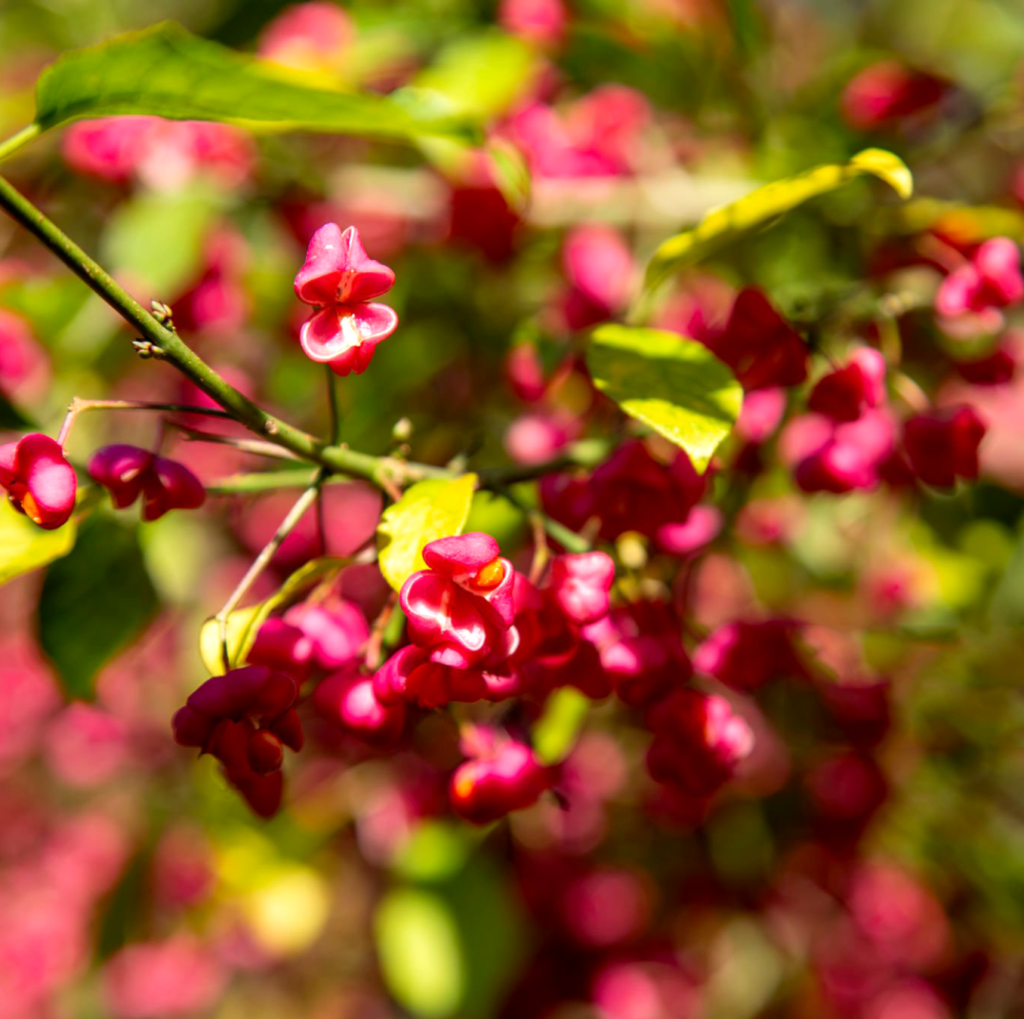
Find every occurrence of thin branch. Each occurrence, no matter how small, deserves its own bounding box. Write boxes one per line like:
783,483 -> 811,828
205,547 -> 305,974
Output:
169,422 -> 305,461
325,365 -> 342,445
214,482 -> 321,670
206,468 -> 322,495
493,483 -> 592,555
57,397 -> 235,445
0,125 -> 41,164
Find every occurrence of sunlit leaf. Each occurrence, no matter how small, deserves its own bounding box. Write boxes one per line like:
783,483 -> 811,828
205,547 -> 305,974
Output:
587,324 -> 743,472
391,821 -> 474,881
413,32 -> 537,121
0,497 -> 76,586
375,888 -> 465,1018
533,687 -> 590,765
37,515 -> 157,699
377,474 -> 477,593
644,148 -> 913,291
32,22 -> 479,145
199,555 -> 348,675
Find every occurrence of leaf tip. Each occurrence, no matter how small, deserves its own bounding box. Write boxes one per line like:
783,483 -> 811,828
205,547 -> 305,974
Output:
852,148 -> 913,200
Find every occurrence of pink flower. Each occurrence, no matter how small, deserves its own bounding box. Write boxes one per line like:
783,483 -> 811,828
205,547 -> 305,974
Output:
840,61 -> 950,131
903,405 -> 986,488
88,445 -> 205,522
542,441 -> 707,545
498,0 -> 567,47
104,937 -> 226,1019
247,618 -> 314,681
783,409 -> 897,494
504,411 -> 575,465
374,644 -> 521,709
314,671 -> 406,746
294,223 -> 398,376
584,600 -> 689,708
646,690 -> 754,797
0,308 -> 48,401
450,726 -> 551,823
559,867 -> 652,948
62,117 -> 252,189
935,238 -> 1024,334
258,1 -> 354,74
510,572 -> 612,701
561,225 -> 636,330
283,597 -> 370,670
172,666 -> 303,817
699,288 -> 808,391
0,433 -> 77,530
735,386 -> 787,443
399,532 -> 516,669
693,619 -> 807,691
807,347 -> 887,422
548,552 -> 615,625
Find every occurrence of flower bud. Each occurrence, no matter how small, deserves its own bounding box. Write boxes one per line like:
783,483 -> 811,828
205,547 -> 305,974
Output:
548,552 -> 615,625
450,729 -> 551,824
0,433 -> 77,529
903,405 -> 986,488
88,444 -> 205,521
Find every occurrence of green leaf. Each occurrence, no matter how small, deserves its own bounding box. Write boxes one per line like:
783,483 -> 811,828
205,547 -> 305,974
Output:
377,854 -> 526,1019
32,22 -> 478,146
644,148 -> 913,291
533,687 -> 590,765
413,32 -> 537,121
377,474 -> 477,593
375,888 -> 465,1018
587,324 -> 743,472
0,498 -> 76,586
486,138 -> 532,214
199,555 -> 347,675
37,515 -> 158,699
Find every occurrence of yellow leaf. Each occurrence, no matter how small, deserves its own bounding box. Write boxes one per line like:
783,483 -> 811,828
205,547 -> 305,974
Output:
377,474 -> 477,593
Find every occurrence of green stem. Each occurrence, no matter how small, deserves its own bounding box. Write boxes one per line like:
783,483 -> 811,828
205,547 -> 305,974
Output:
206,468 -> 321,495
0,125 -> 41,164
215,480 -> 321,669
57,397 -> 234,445
493,483 -> 591,555
325,366 -> 342,444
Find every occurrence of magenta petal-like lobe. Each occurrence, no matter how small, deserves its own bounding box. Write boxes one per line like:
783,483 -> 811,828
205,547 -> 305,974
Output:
401,572 -> 491,666
423,533 -> 501,576
152,456 -> 206,514
18,434 -> 77,526
0,441 -> 18,487
351,302 -> 399,343
294,223 -> 396,306
294,222 -> 346,306
299,304 -> 398,365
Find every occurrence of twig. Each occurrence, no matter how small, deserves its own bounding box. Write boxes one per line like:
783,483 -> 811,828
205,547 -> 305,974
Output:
57,398 -> 234,446
214,482 -> 320,670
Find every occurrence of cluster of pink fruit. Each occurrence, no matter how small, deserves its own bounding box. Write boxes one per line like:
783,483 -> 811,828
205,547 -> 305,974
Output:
0,211 -> 1006,832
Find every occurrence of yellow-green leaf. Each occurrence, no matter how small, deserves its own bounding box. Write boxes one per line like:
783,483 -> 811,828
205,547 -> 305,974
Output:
377,474 -> 477,593
533,687 -> 590,765
32,22 -> 478,146
644,148 -> 913,292
375,889 -> 465,1018
0,498 -> 76,586
199,555 -> 348,675
587,325 -> 743,472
